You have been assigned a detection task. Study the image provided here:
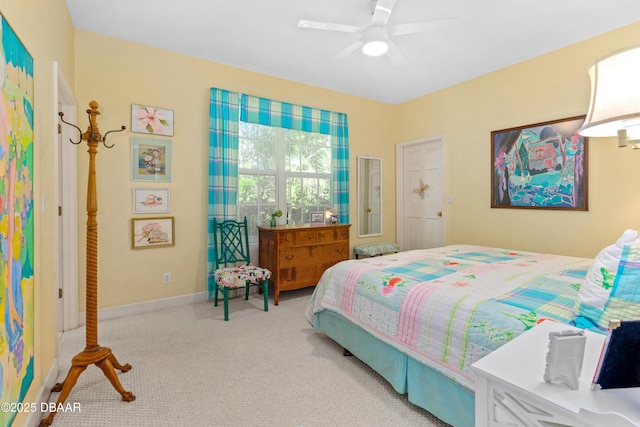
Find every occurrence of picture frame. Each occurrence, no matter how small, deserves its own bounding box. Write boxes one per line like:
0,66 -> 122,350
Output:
131,104 -> 174,136
132,188 -> 170,214
491,115 -> 588,210
309,211 -> 325,225
131,137 -> 172,182
131,216 -> 175,249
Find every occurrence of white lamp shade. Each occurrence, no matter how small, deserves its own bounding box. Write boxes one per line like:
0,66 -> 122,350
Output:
579,45 -> 640,139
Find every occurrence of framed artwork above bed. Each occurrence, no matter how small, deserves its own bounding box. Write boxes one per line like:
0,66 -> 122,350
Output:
491,115 -> 588,210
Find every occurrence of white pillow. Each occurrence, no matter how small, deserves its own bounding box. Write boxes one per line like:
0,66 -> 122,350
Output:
575,229 -> 640,328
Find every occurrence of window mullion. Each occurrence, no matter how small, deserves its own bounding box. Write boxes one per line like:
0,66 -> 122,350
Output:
276,127 -> 287,211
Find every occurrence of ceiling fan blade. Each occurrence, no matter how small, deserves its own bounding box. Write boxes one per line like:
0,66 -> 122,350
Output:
298,19 -> 364,34
385,39 -> 408,66
333,39 -> 364,62
371,0 -> 397,26
389,17 -> 460,36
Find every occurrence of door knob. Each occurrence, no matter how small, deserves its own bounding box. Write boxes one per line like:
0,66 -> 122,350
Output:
437,211 -> 442,217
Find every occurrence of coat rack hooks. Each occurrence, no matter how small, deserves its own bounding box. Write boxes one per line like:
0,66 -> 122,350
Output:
58,100 -> 126,148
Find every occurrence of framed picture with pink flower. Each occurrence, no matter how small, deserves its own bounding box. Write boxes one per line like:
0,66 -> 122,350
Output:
131,104 -> 174,136
131,137 -> 172,182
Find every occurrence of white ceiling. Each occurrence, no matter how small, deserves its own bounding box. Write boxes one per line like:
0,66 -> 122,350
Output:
65,0 -> 640,105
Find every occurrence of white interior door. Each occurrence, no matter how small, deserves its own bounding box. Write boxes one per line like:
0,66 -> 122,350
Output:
396,137 -> 444,250
54,62 -> 79,333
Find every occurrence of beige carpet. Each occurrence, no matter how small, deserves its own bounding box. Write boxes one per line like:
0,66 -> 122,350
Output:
43,287 -> 452,426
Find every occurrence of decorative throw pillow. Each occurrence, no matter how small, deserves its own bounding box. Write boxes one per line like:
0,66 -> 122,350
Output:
575,229 -> 640,330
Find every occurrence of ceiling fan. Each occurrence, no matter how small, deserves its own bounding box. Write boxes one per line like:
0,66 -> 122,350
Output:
297,0 -> 459,65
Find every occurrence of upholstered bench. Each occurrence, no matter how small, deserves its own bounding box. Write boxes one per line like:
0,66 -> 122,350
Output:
354,242 -> 400,259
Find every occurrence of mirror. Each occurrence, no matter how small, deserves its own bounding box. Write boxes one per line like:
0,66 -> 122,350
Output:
357,156 -> 382,237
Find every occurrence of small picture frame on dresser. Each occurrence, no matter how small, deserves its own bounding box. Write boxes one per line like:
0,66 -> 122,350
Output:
309,212 -> 324,225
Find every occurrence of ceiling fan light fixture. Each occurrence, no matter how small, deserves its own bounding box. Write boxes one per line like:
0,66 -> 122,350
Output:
362,39 -> 388,56
362,25 -> 389,57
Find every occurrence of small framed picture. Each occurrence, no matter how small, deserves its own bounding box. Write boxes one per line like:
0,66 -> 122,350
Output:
132,188 -> 170,214
131,137 -> 172,182
131,216 -> 175,249
309,211 -> 324,225
131,104 -> 174,136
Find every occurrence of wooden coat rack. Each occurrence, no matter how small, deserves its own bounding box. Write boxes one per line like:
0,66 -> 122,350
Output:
40,101 -> 134,426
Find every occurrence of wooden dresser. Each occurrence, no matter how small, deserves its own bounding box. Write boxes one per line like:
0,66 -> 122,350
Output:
258,223 -> 350,305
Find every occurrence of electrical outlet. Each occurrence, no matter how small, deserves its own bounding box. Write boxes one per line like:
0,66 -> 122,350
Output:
163,272 -> 171,284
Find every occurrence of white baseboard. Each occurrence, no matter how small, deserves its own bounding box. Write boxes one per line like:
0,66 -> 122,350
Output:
78,291 -> 209,325
24,358 -> 59,427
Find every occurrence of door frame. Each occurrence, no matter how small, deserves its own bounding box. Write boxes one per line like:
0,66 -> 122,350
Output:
395,135 -> 446,250
54,61 -> 79,331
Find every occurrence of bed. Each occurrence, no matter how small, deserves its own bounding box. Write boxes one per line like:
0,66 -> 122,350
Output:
304,238 -> 640,427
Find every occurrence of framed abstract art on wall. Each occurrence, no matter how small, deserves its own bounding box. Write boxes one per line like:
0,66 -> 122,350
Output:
0,14 -> 35,426
491,115 -> 588,210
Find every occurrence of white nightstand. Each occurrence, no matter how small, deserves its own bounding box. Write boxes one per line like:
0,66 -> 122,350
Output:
471,320 -> 640,427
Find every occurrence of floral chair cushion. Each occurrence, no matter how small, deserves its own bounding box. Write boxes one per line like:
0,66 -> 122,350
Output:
215,264 -> 272,288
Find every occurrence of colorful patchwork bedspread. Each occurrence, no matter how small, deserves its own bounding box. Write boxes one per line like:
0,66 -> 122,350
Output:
305,245 -> 591,390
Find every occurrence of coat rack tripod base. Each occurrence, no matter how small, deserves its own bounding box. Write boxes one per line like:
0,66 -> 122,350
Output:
39,102 -> 134,426
39,346 -> 134,426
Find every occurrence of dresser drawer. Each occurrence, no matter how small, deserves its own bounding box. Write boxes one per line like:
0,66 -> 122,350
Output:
279,259 -> 344,291
277,230 -> 318,247
317,242 -> 349,260
318,227 -> 349,243
279,242 -> 348,266
295,230 -> 318,245
279,247 -> 312,267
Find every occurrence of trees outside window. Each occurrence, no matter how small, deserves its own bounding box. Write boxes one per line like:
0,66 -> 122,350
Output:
238,122 -> 332,240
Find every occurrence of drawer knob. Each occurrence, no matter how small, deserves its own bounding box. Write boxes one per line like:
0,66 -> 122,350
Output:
337,248 -> 344,253
286,255 -> 294,260
285,237 -> 289,241
321,233 -> 326,238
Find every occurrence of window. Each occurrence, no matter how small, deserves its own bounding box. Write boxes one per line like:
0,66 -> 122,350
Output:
238,122 -> 333,240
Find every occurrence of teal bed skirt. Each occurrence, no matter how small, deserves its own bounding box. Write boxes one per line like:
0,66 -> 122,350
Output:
313,310 -> 474,427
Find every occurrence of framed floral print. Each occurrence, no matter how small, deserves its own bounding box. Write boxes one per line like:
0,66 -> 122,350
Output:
131,104 -> 174,136
131,138 -> 172,182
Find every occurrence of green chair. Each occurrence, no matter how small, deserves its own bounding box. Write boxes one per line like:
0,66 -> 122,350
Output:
212,217 -> 270,321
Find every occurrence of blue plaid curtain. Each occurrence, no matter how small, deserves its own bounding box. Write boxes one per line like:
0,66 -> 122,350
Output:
208,89 -> 350,298
240,94 -> 350,224
207,88 -> 240,298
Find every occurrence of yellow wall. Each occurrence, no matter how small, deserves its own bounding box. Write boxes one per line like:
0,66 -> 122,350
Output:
73,30 -> 396,310
395,21 -> 640,258
0,0 -> 75,424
